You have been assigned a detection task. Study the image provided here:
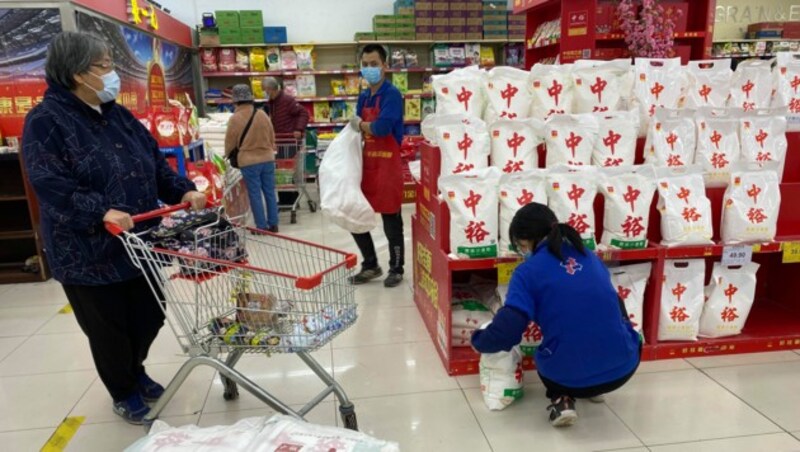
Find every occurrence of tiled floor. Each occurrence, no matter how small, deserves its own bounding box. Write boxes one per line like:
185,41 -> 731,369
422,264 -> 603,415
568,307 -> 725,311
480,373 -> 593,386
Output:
2,205 -> 800,451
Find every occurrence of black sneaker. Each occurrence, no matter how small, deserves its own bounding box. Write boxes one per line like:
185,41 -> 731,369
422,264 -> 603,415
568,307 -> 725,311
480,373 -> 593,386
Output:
138,373 -> 165,403
547,396 -> 578,427
113,392 -> 151,425
349,267 -> 383,285
383,272 -> 403,288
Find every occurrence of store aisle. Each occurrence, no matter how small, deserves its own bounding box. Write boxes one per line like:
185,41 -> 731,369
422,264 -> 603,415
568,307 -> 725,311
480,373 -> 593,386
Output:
1,206 -> 800,451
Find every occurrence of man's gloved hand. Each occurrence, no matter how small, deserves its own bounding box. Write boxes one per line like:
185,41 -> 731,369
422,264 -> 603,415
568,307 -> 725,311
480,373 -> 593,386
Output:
349,116 -> 362,132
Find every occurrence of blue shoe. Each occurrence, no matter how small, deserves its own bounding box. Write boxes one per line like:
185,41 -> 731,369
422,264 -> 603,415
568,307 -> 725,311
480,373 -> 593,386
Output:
113,392 -> 150,425
138,373 -> 165,403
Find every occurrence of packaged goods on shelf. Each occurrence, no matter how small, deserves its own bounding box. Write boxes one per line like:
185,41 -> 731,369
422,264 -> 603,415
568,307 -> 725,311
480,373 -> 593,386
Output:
498,170 -> 548,256
529,64 -> 574,120
598,165 -> 657,250
546,165 -> 599,250
571,59 -> 632,114
281,47 -> 298,71
480,345 -> 524,411
219,48 -> 236,72
609,263 -> 652,341
489,119 -> 542,174
484,66 -> 532,123
438,167 -> 502,259
294,45 -> 315,70
775,52 -> 800,115
235,49 -> 250,71
427,114 -> 490,176
505,43 -> 524,67
330,79 -> 346,96
345,101 -> 357,120
644,108 -> 697,168
658,259 -> 705,342
266,47 -> 281,70
313,102 -> 330,123
592,110 -> 640,167
393,72 -> 409,94
685,59 -> 733,109
405,49 -> 419,68
655,166 -> 714,246
721,165 -> 781,244
465,44 -> 481,66
283,78 -> 298,97
529,19 -> 560,48
730,59 -> 773,111
251,77 -> 265,99
634,58 -> 686,133
432,66 -> 487,115
422,74 -> 434,93
421,98 -> 436,120
296,75 -> 317,98
739,110 -> 788,180
480,46 -> 496,66
201,48 -> 218,72
699,262 -> 760,338
330,101 -> 347,122
391,48 -> 407,69
695,108 -> 741,186
543,113 -> 599,167
249,47 -> 267,72
405,98 -> 421,121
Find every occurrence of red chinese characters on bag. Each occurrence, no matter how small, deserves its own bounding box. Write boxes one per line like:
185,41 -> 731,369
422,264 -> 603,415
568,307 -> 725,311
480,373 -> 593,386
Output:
672,282 -> 687,302
711,152 -> 730,169
699,84 -> 712,103
710,130 -> 723,150
567,183 -> 585,209
565,132 -> 583,158
682,207 -> 702,222
453,163 -> 475,174
666,132 -> 678,151
617,285 -> 632,301
677,186 -> 691,204
720,306 -> 739,323
724,283 -> 738,303
457,86 -> 473,111
603,130 -> 622,155
506,132 -> 525,158
670,306 -> 690,322
464,220 -> 490,243
591,76 -> 608,103
604,157 -> 624,167
667,154 -> 684,167
500,83 -> 519,109
548,79 -> 563,106
623,185 -> 641,211
747,184 -> 762,204
568,213 -> 591,234
622,215 -> 646,238
523,322 -> 543,343
755,129 -> 769,149
457,133 -> 474,160
747,207 -> 768,224
503,160 -> 524,173
650,82 -> 665,101
517,188 -> 534,206
463,190 -> 482,217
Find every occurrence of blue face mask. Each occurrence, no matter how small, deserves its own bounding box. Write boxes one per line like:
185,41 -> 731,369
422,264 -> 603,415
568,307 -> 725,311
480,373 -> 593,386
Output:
86,70 -> 121,104
361,66 -> 383,85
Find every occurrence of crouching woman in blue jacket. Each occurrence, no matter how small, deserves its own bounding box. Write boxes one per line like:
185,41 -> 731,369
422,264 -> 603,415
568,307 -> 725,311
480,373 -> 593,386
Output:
471,203 -> 641,427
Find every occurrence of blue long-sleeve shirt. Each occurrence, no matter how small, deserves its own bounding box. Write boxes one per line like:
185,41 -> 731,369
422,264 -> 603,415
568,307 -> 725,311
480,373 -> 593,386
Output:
22,80 -> 196,286
356,80 -> 404,146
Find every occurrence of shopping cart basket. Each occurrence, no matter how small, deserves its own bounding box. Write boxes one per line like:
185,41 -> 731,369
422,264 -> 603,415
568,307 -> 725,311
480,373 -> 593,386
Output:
106,203 -> 359,429
276,133 -> 317,224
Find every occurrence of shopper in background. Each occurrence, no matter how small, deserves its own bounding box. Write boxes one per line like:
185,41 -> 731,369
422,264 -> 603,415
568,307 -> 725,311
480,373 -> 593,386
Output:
262,76 -> 309,140
22,31 -> 206,425
347,44 -> 405,288
471,203 -> 641,428
225,84 -> 279,233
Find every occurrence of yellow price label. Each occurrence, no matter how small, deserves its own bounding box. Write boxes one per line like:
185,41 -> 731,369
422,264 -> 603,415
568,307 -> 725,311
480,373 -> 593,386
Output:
497,261 -> 521,285
782,242 -> 800,264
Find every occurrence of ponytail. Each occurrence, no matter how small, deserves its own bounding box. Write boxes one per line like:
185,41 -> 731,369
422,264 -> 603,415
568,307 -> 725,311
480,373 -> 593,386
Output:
546,223 -> 586,262
509,203 -> 587,262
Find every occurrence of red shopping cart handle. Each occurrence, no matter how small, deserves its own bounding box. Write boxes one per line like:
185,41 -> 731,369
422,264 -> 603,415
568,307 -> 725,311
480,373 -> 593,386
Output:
104,200 -> 217,236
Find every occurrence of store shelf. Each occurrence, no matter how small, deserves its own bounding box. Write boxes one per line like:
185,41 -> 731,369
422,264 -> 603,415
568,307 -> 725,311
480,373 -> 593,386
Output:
662,242 -> 784,259
527,40 -> 560,50
0,195 -> 27,202
0,265 -> 41,284
596,31 -> 706,41
0,153 -> 19,162
200,39 -> 524,50
713,38 -> 800,43
203,69 -> 360,78
0,230 -> 34,240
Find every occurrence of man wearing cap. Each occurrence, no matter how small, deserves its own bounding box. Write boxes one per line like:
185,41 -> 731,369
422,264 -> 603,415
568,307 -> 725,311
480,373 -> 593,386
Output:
262,77 -> 309,140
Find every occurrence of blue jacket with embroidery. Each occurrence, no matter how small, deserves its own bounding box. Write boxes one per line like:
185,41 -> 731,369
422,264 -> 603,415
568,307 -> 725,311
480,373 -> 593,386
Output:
472,242 -> 640,388
22,80 -> 195,286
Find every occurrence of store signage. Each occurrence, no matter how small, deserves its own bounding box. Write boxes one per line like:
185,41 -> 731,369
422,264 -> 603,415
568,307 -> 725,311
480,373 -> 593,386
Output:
715,5 -> 800,24
128,0 -> 159,31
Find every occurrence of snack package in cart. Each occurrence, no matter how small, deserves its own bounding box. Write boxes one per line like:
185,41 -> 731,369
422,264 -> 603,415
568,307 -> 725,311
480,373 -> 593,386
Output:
432,66 -> 487,116
485,66 -> 533,123
686,59 -> 733,109
439,167 -> 502,258
529,63 -> 574,120
634,58 -> 686,134
489,119 -> 543,174
547,165 -> 599,250
543,113 -> 600,167
609,263 -> 652,341
593,110 -> 640,167
699,262 -> 760,338
695,108 -> 741,186
498,170 -> 548,256
480,343 -> 524,411
644,108 -> 697,168
572,59 -> 632,113
598,165 -> 657,250
739,109 -> 788,180
730,59 -> 774,112
435,117 -> 490,176
721,164 -> 781,244
775,52 -> 800,115
658,259 -> 705,342
656,166 -> 714,246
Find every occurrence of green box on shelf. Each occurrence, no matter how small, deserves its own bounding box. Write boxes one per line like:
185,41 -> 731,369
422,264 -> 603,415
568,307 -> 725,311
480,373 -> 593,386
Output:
219,29 -> 241,45
373,15 -> 397,26
355,32 -> 377,41
395,6 -> 415,15
240,27 -> 264,44
377,33 -> 398,40
374,26 -> 397,34
395,32 -> 416,40
395,14 -> 415,26
215,10 -> 239,29
239,10 -> 264,28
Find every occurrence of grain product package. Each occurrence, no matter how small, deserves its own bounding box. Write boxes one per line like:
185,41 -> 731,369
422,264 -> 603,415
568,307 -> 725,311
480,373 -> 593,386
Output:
572,59 -> 632,113
484,66 -> 533,123
609,262 -> 652,340
479,345 -> 524,411
218,48 -> 236,72
452,295 -> 494,347
249,47 -> 267,72
421,113 -> 484,144
686,59 -> 733,109
498,170 -> 549,256
489,119 -> 543,173
699,262 -> 760,338
293,45 -> 315,70
265,47 -> 281,70
439,167 -> 502,258
432,66 -> 487,116
721,165 -> 781,244
775,52 -> 800,115
280,48 -> 298,71
547,165 -> 599,249
201,48 -> 218,72
543,113 -> 600,167
598,165 -> 657,250
432,116 -> 490,176
644,108 -> 697,168
739,109 -> 788,179
529,64 -> 574,120
634,58 -> 686,134
695,108 -> 741,186
730,59 -> 774,111
656,166 -> 714,246
658,259 -> 705,342
295,74 -> 317,98
234,49 -> 250,71
495,285 -> 544,355
593,110 -> 640,167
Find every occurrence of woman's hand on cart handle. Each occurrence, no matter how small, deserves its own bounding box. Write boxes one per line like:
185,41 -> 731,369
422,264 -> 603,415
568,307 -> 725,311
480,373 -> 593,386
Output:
104,198 -> 216,236
182,190 -> 207,211
103,209 -> 134,235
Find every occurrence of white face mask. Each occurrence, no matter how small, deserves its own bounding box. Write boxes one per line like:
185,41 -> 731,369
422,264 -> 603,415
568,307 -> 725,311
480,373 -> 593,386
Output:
84,70 -> 121,103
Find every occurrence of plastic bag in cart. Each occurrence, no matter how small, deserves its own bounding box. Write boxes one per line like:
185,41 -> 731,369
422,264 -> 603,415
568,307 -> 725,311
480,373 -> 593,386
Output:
658,259 -> 705,342
480,344 -> 524,411
720,164 -> 781,245
699,262 -> 760,338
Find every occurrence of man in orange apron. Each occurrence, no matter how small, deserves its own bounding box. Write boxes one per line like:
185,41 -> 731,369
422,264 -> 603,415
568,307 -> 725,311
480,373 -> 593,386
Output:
349,44 -> 405,288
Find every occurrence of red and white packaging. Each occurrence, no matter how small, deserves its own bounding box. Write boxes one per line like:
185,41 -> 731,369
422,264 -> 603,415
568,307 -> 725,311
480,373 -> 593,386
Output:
421,113 -> 485,144
218,48 -> 236,72
644,108 -> 697,168
529,64 -> 574,120
489,119 -> 543,174
438,167 -> 502,258
593,110 -> 640,167
774,52 -> 800,114
659,259 -> 705,341
201,48 -> 219,72
433,66 -> 487,116
479,345 -> 524,411
547,165 -> 599,250
434,117 -> 490,176
572,59 -> 632,113
730,59 -> 774,112
634,58 -> 686,134
496,284 -> 543,355
152,107 -> 182,147
498,170 -> 548,256
609,262 -> 652,340
656,166 -> 714,246
699,262 -> 760,338
598,165 -> 657,250
485,66 -> 533,123
543,113 -> 600,167
686,59 -> 733,109
739,109 -> 788,180
721,165 -> 781,244
695,108 -> 741,186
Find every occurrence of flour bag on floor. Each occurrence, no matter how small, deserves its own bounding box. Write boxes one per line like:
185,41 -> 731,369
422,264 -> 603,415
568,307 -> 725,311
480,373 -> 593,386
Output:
656,166 -> 714,246
433,66 -> 487,116
658,259 -> 705,342
634,58 -> 686,133
543,113 -> 600,167
721,165 -> 781,244
547,165 -> 599,249
572,59 -> 632,113
695,108 -> 741,186
489,119 -> 543,173
686,59 -> 733,109
730,59 -> 774,112
598,165 -> 657,249
739,109 -> 789,180
480,344 -> 524,411
529,63 -> 574,120
498,170 -> 548,256
699,262 -> 760,338
485,66 -> 534,123
593,110 -> 640,167
435,117 -> 490,176
439,167 -> 502,258
644,108 -> 697,168
609,262 -> 652,340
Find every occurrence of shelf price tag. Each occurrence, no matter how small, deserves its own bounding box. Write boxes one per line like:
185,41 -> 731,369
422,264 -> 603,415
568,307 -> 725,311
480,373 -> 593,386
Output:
782,242 -> 800,264
721,245 -> 752,266
497,261 -> 521,285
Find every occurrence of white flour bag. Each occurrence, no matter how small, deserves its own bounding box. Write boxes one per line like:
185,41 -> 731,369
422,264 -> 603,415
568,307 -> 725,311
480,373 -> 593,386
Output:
485,66 -> 534,123
480,345 -> 524,411
495,284 -> 544,355
644,108 -> 697,168
774,52 -> 800,114
656,166 -> 714,246
609,262 -> 652,340
498,170 -> 548,256
433,66 -> 487,116
547,166 -> 599,250
436,118 -> 490,176
699,262 -> 760,338
439,167 -> 502,258
739,109 -> 788,180
529,64 -> 574,120
544,113 -> 600,167
422,113 -> 485,144
599,165 -> 657,250
686,59 -> 733,109
730,59 -> 774,112
695,108 -> 741,186
721,165 -> 781,244
489,119 -> 543,173
658,259 -> 705,342
572,59 -> 632,113
593,110 -> 640,167
634,58 -> 686,133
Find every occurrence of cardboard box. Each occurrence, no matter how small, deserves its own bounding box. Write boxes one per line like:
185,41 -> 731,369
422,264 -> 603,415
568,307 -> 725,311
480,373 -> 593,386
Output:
483,7 -> 507,15
416,1 -> 433,11
466,1 -> 483,11
377,33 -> 397,40
433,10 -> 448,18
395,6 -> 415,15
263,26 -> 287,43
483,21 -> 508,28
396,32 -> 416,40
199,28 -> 220,47
417,32 -> 433,40
450,9 -> 467,18
374,26 -> 397,34
415,10 -> 433,18
433,25 -> 448,34
416,17 -> 433,26
508,24 -> 525,32
432,2 -> 449,11
396,24 -> 416,32
374,15 -> 397,27
215,11 -> 239,29
466,17 -> 483,26
433,18 -> 449,26
218,28 -> 241,45
396,14 -> 415,25
239,10 -> 263,28
432,32 -> 449,40
354,32 -> 377,41
450,32 -> 466,40
466,25 -> 482,32
451,2 -> 468,11
467,10 -> 483,18
416,25 -> 434,32
240,27 -> 264,44
450,18 -> 467,27
466,32 -> 483,40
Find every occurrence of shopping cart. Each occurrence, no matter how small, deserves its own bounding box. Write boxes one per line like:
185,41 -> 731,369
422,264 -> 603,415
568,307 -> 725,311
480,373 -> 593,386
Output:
105,203 -> 359,429
275,133 -> 317,224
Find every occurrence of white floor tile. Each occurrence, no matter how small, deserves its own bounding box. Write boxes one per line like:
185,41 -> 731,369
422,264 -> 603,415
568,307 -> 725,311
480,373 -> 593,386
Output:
0,305 -> 59,338
637,358 -> 693,373
0,371 -> 95,432
36,311 -> 83,335
686,351 -> 800,369
142,328 -> 191,366
353,280 -> 415,308
649,432 -> 800,452
456,369 -> 540,391
198,401 -> 336,428
0,427 -> 54,451
334,306 -> 429,349
0,333 -> 95,376
604,369 -> 780,446
704,361 -> 800,431
0,280 -> 68,308
600,448 -> 650,452
65,414 -> 199,452
0,336 -> 25,363
793,431 -> 800,441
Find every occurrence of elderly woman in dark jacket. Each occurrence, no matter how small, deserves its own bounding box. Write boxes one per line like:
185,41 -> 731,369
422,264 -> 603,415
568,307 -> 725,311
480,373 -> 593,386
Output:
21,32 -> 206,424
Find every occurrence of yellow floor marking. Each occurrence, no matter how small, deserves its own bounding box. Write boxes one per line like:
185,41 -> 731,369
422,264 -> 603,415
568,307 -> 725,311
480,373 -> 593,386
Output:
58,304 -> 73,314
41,416 -> 85,452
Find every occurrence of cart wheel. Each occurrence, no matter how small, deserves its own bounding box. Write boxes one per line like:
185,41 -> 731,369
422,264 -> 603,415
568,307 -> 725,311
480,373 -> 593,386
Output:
339,404 -> 358,431
221,377 -> 239,401
308,200 -> 317,213
290,211 -> 297,224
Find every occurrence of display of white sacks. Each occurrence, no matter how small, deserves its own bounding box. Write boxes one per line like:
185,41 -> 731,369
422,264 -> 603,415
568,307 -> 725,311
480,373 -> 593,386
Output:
452,300 -> 494,347
572,59 -> 632,113
485,66 -> 534,123
421,112 -> 485,144
480,344 -> 524,411
739,109 -> 788,180
658,259 -> 705,342
547,165 -> 599,249
634,58 -> 686,133
433,116 -> 490,176
433,66 -> 487,116
609,262 -> 652,340
489,119 -> 543,173
721,165 -> 781,244
685,59 -> 733,109
439,167 -> 502,258
543,113 -> 600,167
730,59 -> 774,111
529,63 -> 574,120
775,52 -> 800,115
598,165 -> 657,249
656,166 -> 714,246
699,262 -> 760,338
644,108 -> 697,168
694,108 -> 741,186
498,170 -> 548,256
593,110 -> 640,167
